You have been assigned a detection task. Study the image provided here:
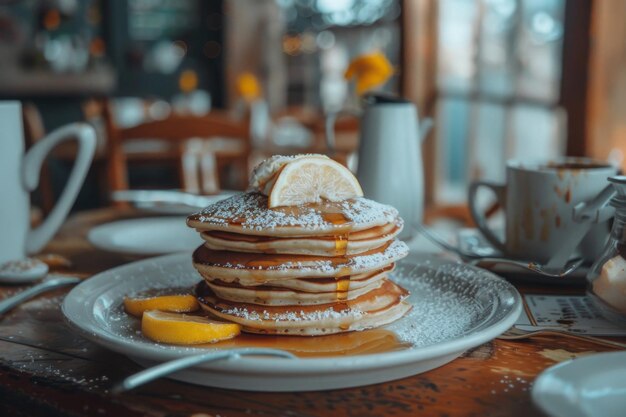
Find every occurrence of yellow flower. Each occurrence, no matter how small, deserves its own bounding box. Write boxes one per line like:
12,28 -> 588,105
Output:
344,51 -> 394,95
236,72 -> 261,102
179,69 -> 198,93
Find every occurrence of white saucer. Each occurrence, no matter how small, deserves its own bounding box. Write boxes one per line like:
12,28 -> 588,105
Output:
533,351 -> 626,417
62,253 -> 522,392
457,228 -> 589,282
88,217 -> 202,256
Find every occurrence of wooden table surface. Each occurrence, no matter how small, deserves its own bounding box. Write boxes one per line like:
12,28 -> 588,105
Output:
1,208 -> 622,417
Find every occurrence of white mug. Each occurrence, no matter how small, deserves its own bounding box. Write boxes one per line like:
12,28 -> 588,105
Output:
469,158 -> 617,263
0,101 -> 96,264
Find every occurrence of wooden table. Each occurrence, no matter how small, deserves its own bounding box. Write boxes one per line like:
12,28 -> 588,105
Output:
1,208 -> 622,417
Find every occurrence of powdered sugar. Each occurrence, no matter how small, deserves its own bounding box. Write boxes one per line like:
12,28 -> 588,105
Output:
219,305 -> 363,323
188,192 -> 399,233
387,260 -> 517,348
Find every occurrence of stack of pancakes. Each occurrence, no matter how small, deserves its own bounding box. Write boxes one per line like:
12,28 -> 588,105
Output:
187,192 -> 411,335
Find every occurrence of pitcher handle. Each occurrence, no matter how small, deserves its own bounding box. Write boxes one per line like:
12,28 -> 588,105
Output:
468,180 -> 507,253
23,123 -> 96,254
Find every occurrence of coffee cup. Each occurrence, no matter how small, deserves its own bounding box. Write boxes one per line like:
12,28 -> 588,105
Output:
468,158 -> 618,263
0,101 -> 96,264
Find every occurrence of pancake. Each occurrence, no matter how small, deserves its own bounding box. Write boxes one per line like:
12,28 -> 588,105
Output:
199,219 -> 403,256
196,279 -> 411,335
203,266 -> 393,293
192,239 -> 409,285
205,275 -> 386,306
187,192 -> 400,237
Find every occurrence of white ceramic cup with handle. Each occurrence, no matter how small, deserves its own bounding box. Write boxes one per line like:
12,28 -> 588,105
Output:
0,101 -> 96,264
468,158 -> 618,263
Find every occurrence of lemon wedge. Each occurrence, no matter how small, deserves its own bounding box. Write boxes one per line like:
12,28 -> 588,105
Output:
123,294 -> 199,317
268,155 -> 363,208
141,311 -> 241,344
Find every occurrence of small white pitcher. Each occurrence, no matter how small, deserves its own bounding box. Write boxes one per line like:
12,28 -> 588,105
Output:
0,101 -> 96,263
356,95 -> 432,240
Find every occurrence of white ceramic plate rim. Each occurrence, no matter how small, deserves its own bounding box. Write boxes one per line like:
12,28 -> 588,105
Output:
133,191 -> 237,215
62,253 -> 522,374
87,217 -> 198,256
532,351 -> 626,417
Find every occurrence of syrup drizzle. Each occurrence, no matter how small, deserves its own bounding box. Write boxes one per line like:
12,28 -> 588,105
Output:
335,265 -> 352,301
322,211 -> 351,226
334,234 -> 348,256
335,277 -> 350,301
207,328 -> 412,357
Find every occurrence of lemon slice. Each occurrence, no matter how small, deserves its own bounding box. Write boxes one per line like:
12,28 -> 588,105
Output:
268,155 -> 363,208
124,294 -> 199,317
141,311 -> 241,344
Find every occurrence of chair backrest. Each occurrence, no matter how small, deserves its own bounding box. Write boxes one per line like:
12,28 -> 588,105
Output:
104,101 -> 251,195
114,113 -> 249,142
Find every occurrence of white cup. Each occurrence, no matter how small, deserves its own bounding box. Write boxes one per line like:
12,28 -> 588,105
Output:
469,158 -> 618,263
0,101 -> 96,264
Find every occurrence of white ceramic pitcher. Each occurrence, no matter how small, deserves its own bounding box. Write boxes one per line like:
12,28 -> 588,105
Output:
355,94 -> 432,240
0,101 -> 96,263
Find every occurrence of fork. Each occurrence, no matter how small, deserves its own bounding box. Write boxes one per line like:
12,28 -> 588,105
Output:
498,327 -> 626,349
0,275 -> 81,315
112,348 -> 296,393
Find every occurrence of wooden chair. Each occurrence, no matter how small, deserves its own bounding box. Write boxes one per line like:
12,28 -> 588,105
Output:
104,102 -> 251,199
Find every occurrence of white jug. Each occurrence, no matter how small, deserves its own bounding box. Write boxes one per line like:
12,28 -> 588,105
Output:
355,94 -> 431,240
0,101 -> 96,263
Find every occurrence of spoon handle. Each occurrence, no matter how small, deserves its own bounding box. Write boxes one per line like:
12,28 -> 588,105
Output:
0,276 -> 80,315
413,223 -> 480,259
113,348 -> 296,393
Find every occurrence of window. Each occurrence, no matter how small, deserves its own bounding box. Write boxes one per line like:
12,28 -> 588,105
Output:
434,0 -> 566,204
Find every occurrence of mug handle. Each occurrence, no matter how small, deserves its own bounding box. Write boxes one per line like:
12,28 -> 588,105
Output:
468,180 -> 507,253
23,123 -> 96,254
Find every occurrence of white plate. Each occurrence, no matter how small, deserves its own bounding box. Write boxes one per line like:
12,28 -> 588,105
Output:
62,253 -> 521,392
114,190 -> 237,216
88,217 -> 202,256
135,192 -> 236,215
533,351 -> 626,417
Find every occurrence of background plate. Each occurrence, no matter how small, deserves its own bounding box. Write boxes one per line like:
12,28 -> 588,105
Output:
533,351 -> 626,417
133,191 -> 237,215
62,253 -> 521,391
87,217 -> 202,256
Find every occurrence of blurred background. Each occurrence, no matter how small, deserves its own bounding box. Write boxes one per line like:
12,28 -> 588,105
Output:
0,0 -> 624,220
